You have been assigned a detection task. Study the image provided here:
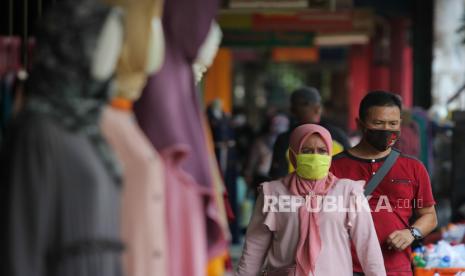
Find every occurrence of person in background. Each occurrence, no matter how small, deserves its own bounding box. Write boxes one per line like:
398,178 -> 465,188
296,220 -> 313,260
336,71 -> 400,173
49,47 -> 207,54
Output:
269,86 -> 350,179
394,110 -> 421,159
206,99 -> 242,244
231,107 -> 255,176
236,124 -> 386,276
330,91 -> 437,276
244,114 -> 289,196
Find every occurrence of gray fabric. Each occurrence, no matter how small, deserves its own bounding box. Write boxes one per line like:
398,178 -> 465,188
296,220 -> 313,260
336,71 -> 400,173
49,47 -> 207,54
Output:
2,113 -> 122,276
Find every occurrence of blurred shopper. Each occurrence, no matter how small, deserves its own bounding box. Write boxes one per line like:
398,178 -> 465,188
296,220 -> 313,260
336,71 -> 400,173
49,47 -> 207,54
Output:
395,110 -> 421,158
331,91 -> 437,276
269,87 -> 350,179
244,114 -> 289,195
236,124 -> 386,276
207,99 -> 242,244
231,108 -> 255,174
207,99 -> 236,176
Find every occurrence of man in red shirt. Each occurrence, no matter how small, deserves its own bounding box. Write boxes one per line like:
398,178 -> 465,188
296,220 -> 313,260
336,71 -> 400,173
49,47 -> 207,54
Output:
330,91 -> 437,276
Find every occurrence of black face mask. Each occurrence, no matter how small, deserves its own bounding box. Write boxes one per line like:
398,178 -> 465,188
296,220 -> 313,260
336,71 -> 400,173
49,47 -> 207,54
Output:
363,128 -> 401,152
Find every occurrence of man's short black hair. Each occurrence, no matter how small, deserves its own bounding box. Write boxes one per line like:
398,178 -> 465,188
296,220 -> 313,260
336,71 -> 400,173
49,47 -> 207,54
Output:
290,87 -> 321,106
359,91 -> 402,121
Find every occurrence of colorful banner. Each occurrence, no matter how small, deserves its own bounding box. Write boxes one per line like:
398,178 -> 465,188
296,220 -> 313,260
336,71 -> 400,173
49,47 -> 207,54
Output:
228,0 -> 309,9
221,30 -> 314,47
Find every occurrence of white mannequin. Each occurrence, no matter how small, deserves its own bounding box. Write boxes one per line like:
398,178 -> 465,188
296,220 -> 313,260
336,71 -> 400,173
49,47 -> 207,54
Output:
91,8 -> 124,81
193,21 -> 222,84
102,0 -> 166,100
146,17 -> 165,74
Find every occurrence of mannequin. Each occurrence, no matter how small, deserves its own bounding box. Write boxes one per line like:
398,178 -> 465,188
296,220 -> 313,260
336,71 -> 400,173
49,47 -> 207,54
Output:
103,0 -> 165,101
0,1 -> 124,276
133,0 -> 228,273
100,0 -> 167,275
193,22 -> 233,276
193,21 -> 222,84
206,98 -> 240,245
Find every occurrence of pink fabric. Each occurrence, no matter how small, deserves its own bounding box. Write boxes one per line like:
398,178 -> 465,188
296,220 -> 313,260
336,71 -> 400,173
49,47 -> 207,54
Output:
288,124 -> 337,276
161,146 -> 208,276
236,179 -> 386,276
100,107 -> 166,276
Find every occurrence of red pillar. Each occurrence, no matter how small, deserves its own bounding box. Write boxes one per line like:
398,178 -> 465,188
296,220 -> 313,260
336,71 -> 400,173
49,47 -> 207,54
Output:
348,44 -> 370,131
402,46 -> 413,108
390,18 -> 413,108
370,65 -> 390,91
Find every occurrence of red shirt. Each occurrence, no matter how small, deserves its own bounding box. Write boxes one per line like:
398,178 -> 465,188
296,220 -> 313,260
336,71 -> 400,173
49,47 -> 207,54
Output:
330,149 -> 436,275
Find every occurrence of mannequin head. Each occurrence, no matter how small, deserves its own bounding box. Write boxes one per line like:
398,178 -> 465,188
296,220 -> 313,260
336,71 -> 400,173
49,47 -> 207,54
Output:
193,21 -> 222,84
24,0 -> 124,182
26,0 -> 123,123
104,0 -> 165,101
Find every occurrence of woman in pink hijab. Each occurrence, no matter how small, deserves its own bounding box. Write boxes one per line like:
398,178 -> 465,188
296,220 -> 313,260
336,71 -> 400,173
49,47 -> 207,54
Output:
236,124 -> 386,276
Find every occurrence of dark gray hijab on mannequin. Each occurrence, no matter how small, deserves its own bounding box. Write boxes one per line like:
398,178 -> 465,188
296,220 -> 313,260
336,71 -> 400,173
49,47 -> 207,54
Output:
25,0 -> 124,183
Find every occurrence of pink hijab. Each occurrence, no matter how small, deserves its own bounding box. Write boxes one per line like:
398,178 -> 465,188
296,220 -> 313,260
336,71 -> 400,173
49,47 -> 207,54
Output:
288,124 -> 338,276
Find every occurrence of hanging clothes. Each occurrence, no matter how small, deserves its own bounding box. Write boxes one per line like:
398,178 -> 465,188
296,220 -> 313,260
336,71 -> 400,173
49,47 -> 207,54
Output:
0,1 -> 124,276
101,104 -> 167,276
133,0 -> 227,266
160,147 -> 209,276
0,36 -> 22,143
0,72 -> 15,142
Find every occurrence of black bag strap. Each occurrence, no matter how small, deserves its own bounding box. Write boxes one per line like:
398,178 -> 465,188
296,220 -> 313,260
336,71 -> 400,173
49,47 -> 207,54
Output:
364,149 -> 400,196
332,151 -> 349,161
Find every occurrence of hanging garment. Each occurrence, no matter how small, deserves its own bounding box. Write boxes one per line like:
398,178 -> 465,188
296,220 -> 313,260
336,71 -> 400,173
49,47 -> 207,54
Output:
133,0 -> 227,261
2,112 -> 123,276
0,72 -> 15,142
161,147 -> 209,276
0,36 -> 22,143
101,104 -> 166,276
0,1 -> 124,275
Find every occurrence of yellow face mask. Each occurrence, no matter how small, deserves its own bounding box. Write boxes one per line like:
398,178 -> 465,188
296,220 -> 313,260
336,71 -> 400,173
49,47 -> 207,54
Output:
295,153 -> 331,180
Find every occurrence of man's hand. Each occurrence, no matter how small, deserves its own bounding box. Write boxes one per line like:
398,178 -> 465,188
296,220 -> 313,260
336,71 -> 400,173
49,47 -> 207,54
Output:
386,229 -> 414,251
